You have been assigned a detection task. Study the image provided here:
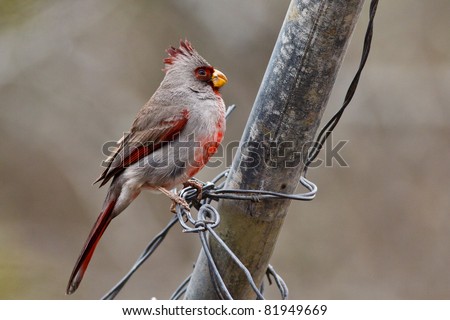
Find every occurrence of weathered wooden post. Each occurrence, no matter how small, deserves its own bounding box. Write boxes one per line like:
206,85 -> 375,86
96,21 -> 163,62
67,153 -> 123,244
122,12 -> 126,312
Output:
185,0 -> 365,299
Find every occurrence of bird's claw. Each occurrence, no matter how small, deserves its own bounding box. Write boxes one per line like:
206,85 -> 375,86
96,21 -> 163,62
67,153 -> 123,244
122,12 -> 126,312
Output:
183,179 -> 203,200
170,198 -> 190,213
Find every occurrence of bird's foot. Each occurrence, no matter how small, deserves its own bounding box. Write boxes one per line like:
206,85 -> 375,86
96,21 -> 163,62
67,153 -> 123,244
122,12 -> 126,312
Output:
183,178 -> 203,200
157,187 -> 190,213
169,197 -> 190,213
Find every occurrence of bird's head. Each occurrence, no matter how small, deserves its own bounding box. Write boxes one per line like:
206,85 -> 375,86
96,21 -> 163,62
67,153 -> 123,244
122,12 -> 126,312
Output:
162,39 -> 228,94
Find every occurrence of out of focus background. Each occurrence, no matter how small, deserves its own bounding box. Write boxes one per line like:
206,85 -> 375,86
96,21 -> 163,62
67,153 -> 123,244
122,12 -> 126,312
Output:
1,0 -> 449,299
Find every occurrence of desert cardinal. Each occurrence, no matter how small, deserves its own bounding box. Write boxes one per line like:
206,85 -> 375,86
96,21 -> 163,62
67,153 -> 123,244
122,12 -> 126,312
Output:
66,40 -> 227,294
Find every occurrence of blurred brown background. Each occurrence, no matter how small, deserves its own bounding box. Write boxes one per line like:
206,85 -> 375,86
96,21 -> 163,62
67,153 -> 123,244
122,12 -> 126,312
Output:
1,0 -> 449,299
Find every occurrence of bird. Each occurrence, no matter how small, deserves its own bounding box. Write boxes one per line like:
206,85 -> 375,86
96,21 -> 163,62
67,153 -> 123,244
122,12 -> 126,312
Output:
66,39 -> 227,295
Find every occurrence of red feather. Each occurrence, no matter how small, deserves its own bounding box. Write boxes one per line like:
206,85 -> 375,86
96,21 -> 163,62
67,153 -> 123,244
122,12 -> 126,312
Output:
66,199 -> 117,294
164,39 -> 195,66
121,109 -> 189,168
95,109 -> 190,187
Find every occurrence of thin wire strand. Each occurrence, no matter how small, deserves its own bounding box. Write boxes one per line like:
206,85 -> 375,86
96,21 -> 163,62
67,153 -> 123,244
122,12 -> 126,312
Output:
206,225 -> 265,300
266,264 -> 289,300
198,231 -> 232,300
169,274 -> 191,300
102,215 -> 178,300
304,0 -> 379,173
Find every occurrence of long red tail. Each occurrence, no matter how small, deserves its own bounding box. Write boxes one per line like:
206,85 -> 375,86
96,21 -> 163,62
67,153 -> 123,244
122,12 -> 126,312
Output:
66,199 -> 117,295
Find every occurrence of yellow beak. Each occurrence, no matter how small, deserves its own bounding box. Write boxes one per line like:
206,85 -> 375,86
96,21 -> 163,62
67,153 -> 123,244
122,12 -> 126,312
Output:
211,69 -> 228,88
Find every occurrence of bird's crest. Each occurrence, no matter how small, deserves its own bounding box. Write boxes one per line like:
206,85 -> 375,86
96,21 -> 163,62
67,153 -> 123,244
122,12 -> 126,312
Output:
164,39 -> 195,67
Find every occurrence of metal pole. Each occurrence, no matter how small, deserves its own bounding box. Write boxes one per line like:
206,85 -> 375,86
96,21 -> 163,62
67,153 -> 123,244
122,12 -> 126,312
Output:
185,0 -> 365,299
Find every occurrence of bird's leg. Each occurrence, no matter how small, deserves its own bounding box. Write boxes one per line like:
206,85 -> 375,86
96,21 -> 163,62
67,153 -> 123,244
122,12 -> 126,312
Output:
157,187 -> 190,213
183,178 -> 203,200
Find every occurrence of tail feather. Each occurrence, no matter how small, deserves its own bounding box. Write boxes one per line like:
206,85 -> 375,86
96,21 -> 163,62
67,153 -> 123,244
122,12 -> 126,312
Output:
66,199 -> 117,295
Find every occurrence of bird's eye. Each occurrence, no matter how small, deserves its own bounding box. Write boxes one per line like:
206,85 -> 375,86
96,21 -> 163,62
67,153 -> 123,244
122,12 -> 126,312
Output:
195,66 -> 212,81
